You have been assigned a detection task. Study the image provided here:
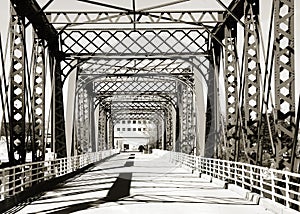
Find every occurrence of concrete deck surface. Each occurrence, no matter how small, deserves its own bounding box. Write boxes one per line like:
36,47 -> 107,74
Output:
11,152 -> 273,214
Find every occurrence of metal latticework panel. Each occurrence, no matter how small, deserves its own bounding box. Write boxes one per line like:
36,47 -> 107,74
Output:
32,35 -> 46,161
181,87 -> 194,154
46,11 -> 224,27
98,109 -> 107,151
274,0 -> 295,169
244,0 -> 261,164
76,88 -> 90,153
61,30 -> 209,56
9,7 -> 26,165
52,58 -> 67,158
223,24 -> 238,161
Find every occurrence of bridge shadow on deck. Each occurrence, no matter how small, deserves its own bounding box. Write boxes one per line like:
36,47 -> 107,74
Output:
6,153 -> 269,214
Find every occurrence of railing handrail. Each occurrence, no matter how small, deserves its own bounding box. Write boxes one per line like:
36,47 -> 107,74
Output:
0,149 -> 119,202
168,151 -> 300,211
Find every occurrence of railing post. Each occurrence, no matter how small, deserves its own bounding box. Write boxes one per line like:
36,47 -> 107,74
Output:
234,163 -> 237,185
259,167 -> 263,196
20,166 -> 25,192
217,160 -> 220,179
195,156 -> 199,173
285,174 -> 290,208
0,169 -> 5,200
241,164 -> 245,189
271,170 -> 275,201
221,160 -> 225,180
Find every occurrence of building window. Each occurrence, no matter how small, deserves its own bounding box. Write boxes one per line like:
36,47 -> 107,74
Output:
133,120 -> 136,124
122,128 -> 126,131
117,128 -> 120,131
143,128 -> 147,131
133,128 -> 136,131
138,121 -> 142,124
127,120 -> 131,124
143,121 -> 147,124
138,128 -> 141,131
127,128 -> 131,131
122,121 -> 126,124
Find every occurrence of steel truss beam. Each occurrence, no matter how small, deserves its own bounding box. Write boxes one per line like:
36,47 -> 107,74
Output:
61,29 -> 209,56
98,107 -> 107,151
9,0 -> 68,162
110,102 -> 170,111
274,0 -> 295,170
176,83 -> 195,154
223,23 -> 239,161
51,56 -> 67,158
244,0 -> 261,164
80,58 -> 191,75
76,87 -> 90,153
113,114 -> 160,124
62,55 -> 209,86
93,78 -> 177,95
46,11 -> 224,28
8,7 -> 26,165
32,33 -> 46,162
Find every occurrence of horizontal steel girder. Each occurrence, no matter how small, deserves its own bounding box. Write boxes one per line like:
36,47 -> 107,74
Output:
46,11 -> 224,28
61,29 -> 209,56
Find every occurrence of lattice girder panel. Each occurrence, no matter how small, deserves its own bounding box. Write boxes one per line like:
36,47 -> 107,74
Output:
244,0 -> 261,164
61,55 -> 210,87
93,77 -> 177,96
98,109 -> 107,151
165,110 -> 174,151
9,8 -> 27,165
113,114 -> 160,124
76,88 -> 90,153
110,101 -> 169,111
111,107 -> 172,120
180,86 -> 195,154
32,34 -> 46,162
52,58 -> 67,158
223,24 -> 239,161
80,57 -> 192,75
46,11 -> 224,29
274,0 -> 295,169
61,29 -> 209,56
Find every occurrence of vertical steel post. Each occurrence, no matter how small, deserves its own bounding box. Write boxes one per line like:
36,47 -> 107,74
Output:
87,82 -> 96,152
205,56 -> 218,157
274,0 -> 295,169
244,0 -> 261,164
176,83 -> 183,152
32,33 -> 46,161
223,23 -> 239,161
9,6 -> 26,165
51,55 -> 67,158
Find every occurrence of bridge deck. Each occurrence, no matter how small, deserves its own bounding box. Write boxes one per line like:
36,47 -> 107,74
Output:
13,152 -> 272,214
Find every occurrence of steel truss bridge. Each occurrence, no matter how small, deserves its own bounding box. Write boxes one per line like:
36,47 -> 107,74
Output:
0,0 -> 299,212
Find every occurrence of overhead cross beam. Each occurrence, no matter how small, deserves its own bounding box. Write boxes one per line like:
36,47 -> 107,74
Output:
10,0 -> 60,55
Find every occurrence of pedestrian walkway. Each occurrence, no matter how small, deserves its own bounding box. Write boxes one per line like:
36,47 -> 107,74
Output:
12,152 -> 272,214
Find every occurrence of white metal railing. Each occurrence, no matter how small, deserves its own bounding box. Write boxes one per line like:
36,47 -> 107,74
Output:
0,149 -> 118,201
169,151 -> 300,211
